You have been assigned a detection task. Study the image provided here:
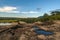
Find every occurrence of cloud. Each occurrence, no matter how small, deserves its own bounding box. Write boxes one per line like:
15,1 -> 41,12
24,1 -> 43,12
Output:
0,6 -> 40,14
21,11 -> 40,14
6,11 -> 20,13
0,6 -> 20,13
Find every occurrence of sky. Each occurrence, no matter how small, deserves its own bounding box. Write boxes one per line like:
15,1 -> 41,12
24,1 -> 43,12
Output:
0,0 -> 60,18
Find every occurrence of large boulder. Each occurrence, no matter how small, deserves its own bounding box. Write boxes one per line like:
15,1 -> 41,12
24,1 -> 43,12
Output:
33,21 -> 43,26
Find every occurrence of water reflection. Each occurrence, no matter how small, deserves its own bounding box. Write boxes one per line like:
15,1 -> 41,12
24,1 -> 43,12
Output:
33,26 -> 53,35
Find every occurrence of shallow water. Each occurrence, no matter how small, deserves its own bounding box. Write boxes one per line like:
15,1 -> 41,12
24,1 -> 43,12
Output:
35,29 -> 53,35
0,23 -> 12,26
33,26 -> 53,35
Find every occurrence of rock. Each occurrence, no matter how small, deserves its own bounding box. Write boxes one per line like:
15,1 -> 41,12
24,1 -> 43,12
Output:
37,35 -> 46,40
40,26 -> 49,31
0,21 -> 60,40
53,20 -> 60,24
33,21 -> 43,26
11,22 -> 18,26
19,21 -> 27,25
19,34 -> 27,40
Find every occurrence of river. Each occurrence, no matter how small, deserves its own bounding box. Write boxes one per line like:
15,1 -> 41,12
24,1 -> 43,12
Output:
0,23 -> 12,26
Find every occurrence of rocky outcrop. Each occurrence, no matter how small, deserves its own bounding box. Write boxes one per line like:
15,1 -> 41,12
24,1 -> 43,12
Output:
0,21 -> 60,40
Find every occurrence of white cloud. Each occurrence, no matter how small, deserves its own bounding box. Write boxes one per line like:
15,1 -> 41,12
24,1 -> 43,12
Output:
7,11 -> 20,13
0,6 -> 20,13
21,11 -> 40,14
29,11 -> 40,13
0,6 -> 40,14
